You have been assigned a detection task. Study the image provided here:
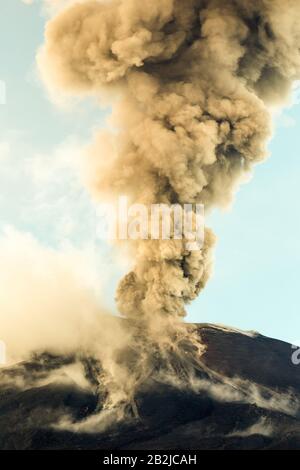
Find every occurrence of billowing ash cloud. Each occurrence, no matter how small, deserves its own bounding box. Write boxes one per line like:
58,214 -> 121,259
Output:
39,1 -> 300,333
0,228 -> 130,379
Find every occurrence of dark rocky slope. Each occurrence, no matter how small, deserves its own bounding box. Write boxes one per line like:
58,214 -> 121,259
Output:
0,324 -> 299,450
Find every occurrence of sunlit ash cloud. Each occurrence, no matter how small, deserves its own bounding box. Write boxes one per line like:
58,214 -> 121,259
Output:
5,0 -> 300,412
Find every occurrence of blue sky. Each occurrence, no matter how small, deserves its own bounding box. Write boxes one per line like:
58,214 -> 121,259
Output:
1,0 -> 299,343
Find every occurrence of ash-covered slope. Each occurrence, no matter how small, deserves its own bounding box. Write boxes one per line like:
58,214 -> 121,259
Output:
0,324 -> 299,450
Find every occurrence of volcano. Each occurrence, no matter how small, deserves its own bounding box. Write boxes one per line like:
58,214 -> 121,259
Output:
0,324 -> 299,450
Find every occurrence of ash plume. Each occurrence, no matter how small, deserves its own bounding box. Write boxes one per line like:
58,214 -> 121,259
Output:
37,0 -> 300,403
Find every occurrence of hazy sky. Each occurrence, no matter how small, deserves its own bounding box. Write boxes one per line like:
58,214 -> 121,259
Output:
1,0 -> 300,343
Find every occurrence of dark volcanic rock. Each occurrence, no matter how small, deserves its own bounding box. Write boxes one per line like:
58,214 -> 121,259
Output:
135,380 -> 214,427
199,324 -> 300,392
0,324 -> 299,450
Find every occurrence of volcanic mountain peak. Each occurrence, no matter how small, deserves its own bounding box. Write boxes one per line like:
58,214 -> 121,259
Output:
0,323 -> 299,450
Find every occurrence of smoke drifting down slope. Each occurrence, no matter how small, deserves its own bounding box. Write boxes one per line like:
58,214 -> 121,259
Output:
0,325 -> 299,449
37,0 -> 300,405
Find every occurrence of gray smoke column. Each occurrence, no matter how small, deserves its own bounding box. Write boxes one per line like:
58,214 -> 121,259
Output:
39,0 -> 300,333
